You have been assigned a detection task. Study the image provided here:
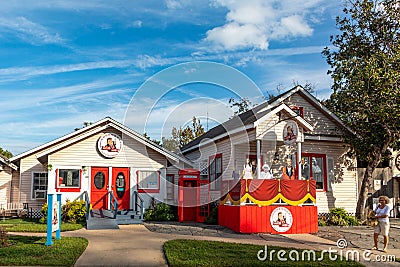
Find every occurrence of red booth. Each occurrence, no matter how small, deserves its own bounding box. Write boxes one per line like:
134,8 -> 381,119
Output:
178,169 -> 210,222
218,179 -> 318,234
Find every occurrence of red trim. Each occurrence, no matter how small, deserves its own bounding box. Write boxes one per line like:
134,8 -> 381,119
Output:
290,105 -> 304,118
56,168 -> 82,192
137,170 -> 161,193
297,153 -> 327,192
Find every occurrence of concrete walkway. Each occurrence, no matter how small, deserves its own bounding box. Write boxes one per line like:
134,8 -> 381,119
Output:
60,223 -> 400,267
9,222 -> 400,266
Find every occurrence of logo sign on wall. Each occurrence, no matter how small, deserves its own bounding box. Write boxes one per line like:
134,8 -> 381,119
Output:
282,120 -> 298,146
270,207 -> 293,233
97,133 -> 123,158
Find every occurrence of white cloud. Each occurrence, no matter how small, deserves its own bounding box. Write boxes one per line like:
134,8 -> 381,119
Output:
127,20 -> 143,28
271,15 -> 313,39
205,0 -> 322,51
0,16 -> 65,45
0,60 -> 135,82
206,22 -> 268,50
165,0 -> 184,9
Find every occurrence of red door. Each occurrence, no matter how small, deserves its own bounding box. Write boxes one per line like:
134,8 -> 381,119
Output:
179,180 -> 197,221
112,168 -> 130,210
91,167 -> 109,210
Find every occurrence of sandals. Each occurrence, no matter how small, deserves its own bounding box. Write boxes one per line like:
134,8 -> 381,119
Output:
371,246 -> 378,250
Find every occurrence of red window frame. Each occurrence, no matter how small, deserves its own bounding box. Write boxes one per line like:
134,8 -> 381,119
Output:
55,168 -> 82,192
137,170 -> 161,193
209,153 -> 222,191
297,153 -> 327,191
166,174 -> 174,200
290,105 -> 304,118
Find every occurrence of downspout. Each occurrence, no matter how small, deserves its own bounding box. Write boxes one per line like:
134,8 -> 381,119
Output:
257,139 -> 261,179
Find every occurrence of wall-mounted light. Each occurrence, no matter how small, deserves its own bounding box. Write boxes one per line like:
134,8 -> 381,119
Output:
82,166 -> 88,175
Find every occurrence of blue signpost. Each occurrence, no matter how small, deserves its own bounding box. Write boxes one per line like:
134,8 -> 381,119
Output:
45,193 -> 61,246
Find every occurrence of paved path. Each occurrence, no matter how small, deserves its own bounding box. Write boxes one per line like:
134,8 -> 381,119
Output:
9,222 -> 400,266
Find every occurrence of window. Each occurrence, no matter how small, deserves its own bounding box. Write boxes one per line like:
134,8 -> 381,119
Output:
137,170 -> 160,193
327,157 -> 334,192
199,161 -> 209,180
58,169 -> 80,187
32,172 -> 48,199
290,105 -> 304,118
166,174 -> 174,200
299,154 -> 327,191
209,154 -> 222,190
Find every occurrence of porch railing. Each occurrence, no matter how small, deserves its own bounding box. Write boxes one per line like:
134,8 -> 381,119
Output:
108,191 -> 119,219
76,191 -> 90,220
133,191 -> 144,220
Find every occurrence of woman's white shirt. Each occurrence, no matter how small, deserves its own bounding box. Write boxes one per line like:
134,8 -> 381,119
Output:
376,205 -> 390,223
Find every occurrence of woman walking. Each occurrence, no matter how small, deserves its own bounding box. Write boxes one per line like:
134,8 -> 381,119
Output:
372,195 -> 391,252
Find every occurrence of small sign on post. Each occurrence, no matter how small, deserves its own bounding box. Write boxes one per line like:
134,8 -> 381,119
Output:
45,193 -> 62,246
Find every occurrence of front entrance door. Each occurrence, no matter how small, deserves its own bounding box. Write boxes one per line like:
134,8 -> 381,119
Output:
91,167 -> 109,209
112,168 -> 130,210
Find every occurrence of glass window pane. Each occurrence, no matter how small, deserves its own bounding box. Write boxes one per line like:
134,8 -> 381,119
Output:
139,171 -> 159,189
311,157 -> 324,189
59,169 -> 80,187
32,172 -> 48,199
327,158 -> 334,192
94,171 -> 106,189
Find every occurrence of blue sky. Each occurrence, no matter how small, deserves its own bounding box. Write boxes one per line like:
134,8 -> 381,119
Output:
0,0 -> 344,156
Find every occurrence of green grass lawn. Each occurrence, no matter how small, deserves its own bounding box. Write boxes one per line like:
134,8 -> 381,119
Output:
164,240 -> 364,267
0,218 -> 84,232
0,235 -> 88,266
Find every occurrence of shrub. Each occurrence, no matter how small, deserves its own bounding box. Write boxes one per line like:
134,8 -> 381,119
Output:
318,219 -> 327,226
0,227 -> 9,248
144,203 -> 177,221
326,208 -> 359,226
62,200 -> 86,223
204,203 -> 218,225
40,200 -> 86,224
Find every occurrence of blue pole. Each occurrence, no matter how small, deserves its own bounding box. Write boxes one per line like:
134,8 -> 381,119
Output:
56,194 -> 61,240
45,194 -> 54,246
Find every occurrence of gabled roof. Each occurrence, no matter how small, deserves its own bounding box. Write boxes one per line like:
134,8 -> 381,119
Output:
181,85 -> 348,153
0,154 -> 18,170
10,117 -> 193,166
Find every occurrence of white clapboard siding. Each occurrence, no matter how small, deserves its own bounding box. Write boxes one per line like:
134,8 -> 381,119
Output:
10,171 -> 20,203
284,93 -> 340,135
256,115 -> 280,140
0,166 -> 12,205
302,141 -> 357,214
50,129 -> 165,168
19,154 -> 47,205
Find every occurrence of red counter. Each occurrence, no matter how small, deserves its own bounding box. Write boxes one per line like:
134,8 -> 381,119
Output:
219,179 -> 318,234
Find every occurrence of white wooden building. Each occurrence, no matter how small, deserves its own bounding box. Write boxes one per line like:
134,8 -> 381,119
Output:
180,86 -> 360,214
3,117 -> 191,216
1,86 -> 399,219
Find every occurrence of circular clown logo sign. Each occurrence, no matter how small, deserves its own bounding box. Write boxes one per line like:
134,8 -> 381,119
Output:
270,207 -> 293,233
282,120 -> 298,146
97,133 -> 123,158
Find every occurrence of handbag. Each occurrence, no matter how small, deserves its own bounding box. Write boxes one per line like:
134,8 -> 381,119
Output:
367,210 -> 379,227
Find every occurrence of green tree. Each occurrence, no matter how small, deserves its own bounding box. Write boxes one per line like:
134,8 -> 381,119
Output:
74,121 -> 93,131
162,116 -> 205,150
229,97 -> 252,115
143,133 -> 162,146
0,147 -> 13,159
322,0 -> 400,219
